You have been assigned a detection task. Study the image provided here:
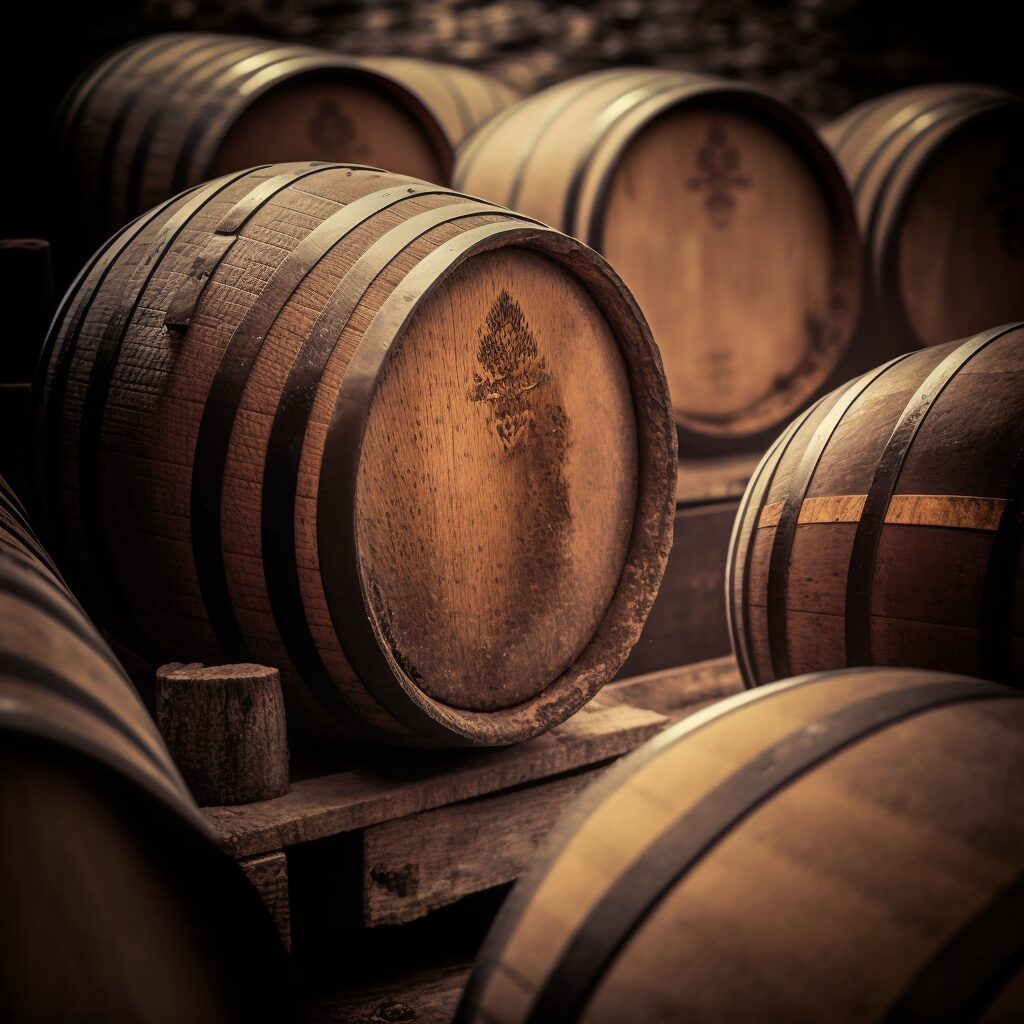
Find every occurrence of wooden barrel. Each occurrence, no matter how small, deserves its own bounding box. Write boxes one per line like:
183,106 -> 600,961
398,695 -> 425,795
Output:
56,32 -> 518,247
453,68 -> 862,451
457,666 -> 1024,1023
727,323 -> 1024,687
35,162 -> 676,748
823,84 -> 1024,354
0,475 -> 291,1022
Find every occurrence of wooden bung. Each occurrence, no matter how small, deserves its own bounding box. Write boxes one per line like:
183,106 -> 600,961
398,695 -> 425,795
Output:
457,667 -> 1024,1023
823,84 -> 1024,357
0,475 -> 290,1021
56,32 -> 518,249
155,662 -> 289,806
454,68 -> 862,451
727,323 -> 1024,687
36,161 -> 676,748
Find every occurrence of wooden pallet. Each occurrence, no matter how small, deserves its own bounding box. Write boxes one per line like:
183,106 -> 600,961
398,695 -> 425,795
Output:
202,656 -> 743,1019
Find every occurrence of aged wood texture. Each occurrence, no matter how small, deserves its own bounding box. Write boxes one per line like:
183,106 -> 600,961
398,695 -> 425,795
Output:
239,850 -> 291,952
454,69 -> 861,450
603,655 -> 743,717
204,698 -> 667,858
56,32 -> 518,248
824,84 -> 1024,357
155,662 -> 289,806
458,668 -> 1024,1023
37,161 -> 675,747
0,474 -> 291,1021
728,324 -> 1024,687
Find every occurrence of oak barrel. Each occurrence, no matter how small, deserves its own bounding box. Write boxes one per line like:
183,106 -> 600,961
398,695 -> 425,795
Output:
727,323 -> 1024,687
0,475 -> 290,1022
823,84 -> 1024,354
454,68 -> 862,450
457,667 -> 1024,1023
57,32 -> 517,247
35,162 -> 676,748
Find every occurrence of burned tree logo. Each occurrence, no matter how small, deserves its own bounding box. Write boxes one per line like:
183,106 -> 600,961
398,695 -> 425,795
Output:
688,122 -> 752,228
308,99 -> 368,160
469,290 -> 550,452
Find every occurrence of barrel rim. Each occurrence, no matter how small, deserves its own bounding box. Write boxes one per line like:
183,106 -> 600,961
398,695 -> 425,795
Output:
318,223 -> 677,746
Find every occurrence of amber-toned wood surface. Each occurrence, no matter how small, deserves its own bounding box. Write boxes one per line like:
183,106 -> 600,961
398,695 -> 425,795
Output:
57,32 -> 518,249
728,324 -> 1024,686
823,84 -> 1024,357
0,475 -> 291,1021
454,68 -> 861,450
155,661 -> 290,806
37,161 -> 675,747
458,667 -> 1024,1023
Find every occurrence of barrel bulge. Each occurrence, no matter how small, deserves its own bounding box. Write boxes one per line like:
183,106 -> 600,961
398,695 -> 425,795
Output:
37,162 -> 676,747
454,69 -> 861,451
457,667 -> 1024,1023
727,324 -> 1024,687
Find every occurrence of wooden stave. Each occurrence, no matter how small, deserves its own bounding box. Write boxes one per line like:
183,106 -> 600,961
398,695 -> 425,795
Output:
58,32 -> 519,247
0,475 -> 292,1021
727,324 -> 1024,687
823,85 -> 1024,351
38,161 -> 676,748
453,68 -> 862,448
457,667 -> 1024,1023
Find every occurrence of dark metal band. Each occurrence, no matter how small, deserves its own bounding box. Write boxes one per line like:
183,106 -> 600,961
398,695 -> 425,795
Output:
260,199 -> 521,732
881,870 -> 1024,1023
844,328 -> 1014,665
981,433 -> 1024,683
122,36 -> 258,223
728,401 -> 824,687
767,354 -> 915,680
316,221 -> 559,742
522,678 -> 1013,1024
190,180 -> 458,661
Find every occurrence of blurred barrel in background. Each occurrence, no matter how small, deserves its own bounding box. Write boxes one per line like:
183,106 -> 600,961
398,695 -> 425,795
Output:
35,161 -> 676,748
454,68 -> 862,452
727,323 -> 1024,687
56,32 -> 517,250
823,84 -> 1024,356
457,666 -> 1024,1023
0,475 -> 290,1022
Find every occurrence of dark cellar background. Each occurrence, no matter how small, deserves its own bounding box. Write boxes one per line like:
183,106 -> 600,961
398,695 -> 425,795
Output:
2,0 -> 1023,242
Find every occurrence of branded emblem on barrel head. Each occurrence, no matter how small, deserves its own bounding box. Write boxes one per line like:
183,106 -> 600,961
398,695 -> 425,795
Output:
689,122 -> 752,228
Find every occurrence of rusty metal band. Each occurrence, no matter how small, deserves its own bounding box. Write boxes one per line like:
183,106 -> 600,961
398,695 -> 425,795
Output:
505,69 -> 657,214
562,74 -> 691,238
727,402 -> 824,688
261,199 -> 523,733
123,37 -> 262,223
316,221 -> 560,742
189,181 -> 459,661
38,187 -> 198,549
169,43 -> 318,195
520,678 -> 1013,1024
767,354 -> 915,680
458,669 -> 865,1023
163,162 -> 345,329
981,431 -> 1024,683
881,870 -> 1024,1023
92,35 -> 221,236
844,327 -> 1015,665
73,169 -> 259,632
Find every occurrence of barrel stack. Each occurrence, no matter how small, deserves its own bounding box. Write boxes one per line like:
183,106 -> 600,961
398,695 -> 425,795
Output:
455,68 -> 862,452
0,474 -> 291,1021
36,160 -> 677,748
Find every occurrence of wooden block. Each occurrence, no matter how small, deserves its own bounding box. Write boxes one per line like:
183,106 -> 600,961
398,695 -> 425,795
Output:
238,851 -> 290,952
204,701 -> 667,859
304,962 -> 471,1024
362,768 -> 601,927
155,662 -> 289,807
